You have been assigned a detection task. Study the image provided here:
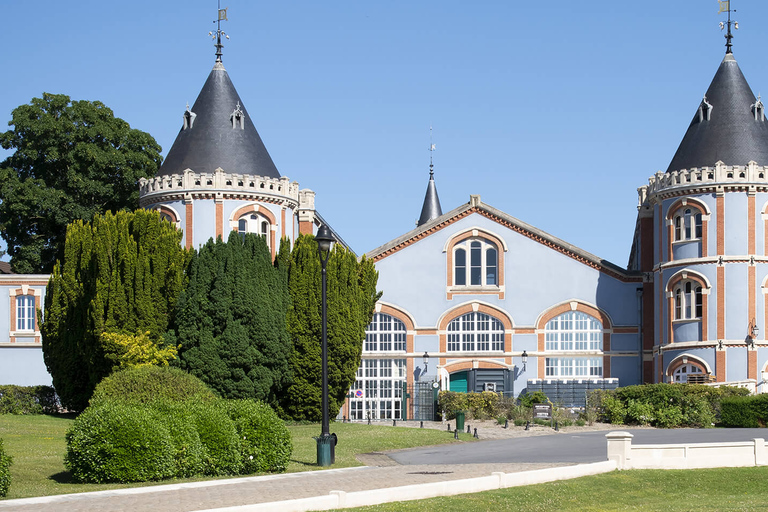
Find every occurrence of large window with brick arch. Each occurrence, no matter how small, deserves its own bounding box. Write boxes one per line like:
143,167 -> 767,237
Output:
544,311 -> 604,377
453,238 -> 498,287
447,312 -> 504,352
673,208 -> 702,242
237,213 -> 270,247
364,313 -> 406,352
674,280 -> 703,320
348,359 -> 406,420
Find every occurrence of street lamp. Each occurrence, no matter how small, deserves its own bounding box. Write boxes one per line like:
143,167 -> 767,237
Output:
521,350 -> 528,371
423,352 -> 429,373
315,224 -> 335,466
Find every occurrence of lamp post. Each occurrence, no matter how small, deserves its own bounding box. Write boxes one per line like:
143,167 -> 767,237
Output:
315,224 -> 335,466
521,350 -> 528,371
423,352 -> 429,373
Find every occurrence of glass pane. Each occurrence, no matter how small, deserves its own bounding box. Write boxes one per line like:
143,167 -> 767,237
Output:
486,248 -> 497,285
455,249 -> 466,285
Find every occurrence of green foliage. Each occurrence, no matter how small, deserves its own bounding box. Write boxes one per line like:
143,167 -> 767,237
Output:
65,401 -> 176,483
0,438 -> 11,497
720,394 -> 768,428
89,366 -> 217,407
602,395 -> 628,424
188,401 -> 242,476
519,390 -> 549,408
225,400 -> 293,473
0,385 -> 59,414
101,331 -> 178,370
41,209 -> 189,412
175,232 -> 291,405
281,235 -> 380,420
0,93 -> 162,273
438,391 -> 469,420
626,399 -> 655,426
466,391 -> 502,419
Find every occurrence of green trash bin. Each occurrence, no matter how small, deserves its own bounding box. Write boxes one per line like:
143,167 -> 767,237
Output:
315,434 -> 336,467
455,411 -> 466,431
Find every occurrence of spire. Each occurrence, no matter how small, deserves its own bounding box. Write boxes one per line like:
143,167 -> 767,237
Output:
718,1 -> 738,55
666,52 -> 768,172
417,130 -> 443,226
211,2 -> 229,62
158,9 -> 279,178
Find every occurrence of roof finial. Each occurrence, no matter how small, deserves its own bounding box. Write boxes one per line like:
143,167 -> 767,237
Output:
429,125 -> 436,179
718,0 -> 738,54
209,1 -> 229,62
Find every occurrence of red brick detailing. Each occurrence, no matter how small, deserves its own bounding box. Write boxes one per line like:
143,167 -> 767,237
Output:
156,205 -> 179,224
657,206 -> 663,263
644,360 -> 654,384
9,289 -> 42,344
666,223 -> 674,262
538,356 -> 545,378
442,360 -> 509,373
215,201 -> 223,240
281,208 -> 286,239
229,205 -> 278,260
0,280 -> 48,287
299,220 -> 314,235
717,195 -> 725,255
603,355 -> 611,378
666,357 -> 707,379
613,327 -> 639,334
666,272 -> 710,344
437,303 -> 513,357
536,302 -> 612,331
716,349 -> 726,382
416,329 -> 438,335
748,194 -> 756,255
643,283 -> 654,353
702,292 -> 709,341
185,201 -> 193,249
748,349 -> 758,381
445,229 -> 506,300
717,266 -> 725,339
701,218 -> 709,257
749,266 -> 756,330
665,198 -> 708,262
666,294 -> 674,344
514,328 -> 536,334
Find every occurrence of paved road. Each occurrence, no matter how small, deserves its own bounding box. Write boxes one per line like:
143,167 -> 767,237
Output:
389,428 -> 768,465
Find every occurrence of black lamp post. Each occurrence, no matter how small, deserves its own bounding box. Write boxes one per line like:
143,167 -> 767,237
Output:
423,352 -> 429,373
315,224 -> 335,466
521,350 -> 528,371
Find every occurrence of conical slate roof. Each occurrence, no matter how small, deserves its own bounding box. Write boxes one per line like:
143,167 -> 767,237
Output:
666,53 -> 768,172
158,61 -> 280,178
416,170 -> 442,227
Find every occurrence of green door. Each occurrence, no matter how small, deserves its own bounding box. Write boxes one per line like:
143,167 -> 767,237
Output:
450,371 -> 468,393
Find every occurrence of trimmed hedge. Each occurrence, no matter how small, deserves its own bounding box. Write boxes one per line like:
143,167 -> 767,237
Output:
65,397 -> 292,483
89,366 -> 217,406
0,385 -> 59,415
0,438 -> 11,497
720,394 -> 768,427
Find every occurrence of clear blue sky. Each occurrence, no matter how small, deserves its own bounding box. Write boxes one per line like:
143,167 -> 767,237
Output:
2,1 -> 768,265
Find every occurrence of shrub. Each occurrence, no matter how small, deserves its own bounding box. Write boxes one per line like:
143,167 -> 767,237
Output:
466,391 -> 501,419
602,395 -> 627,424
513,418 -> 527,427
0,385 -> 59,414
188,401 -> 242,476
65,401 -> 175,483
720,395 -> 768,427
226,400 -> 292,473
90,366 -> 217,406
626,399 -> 655,426
519,390 -> 549,408
655,405 -> 684,428
0,438 -> 12,497
438,391 -> 469,420
151,401 -> 205,477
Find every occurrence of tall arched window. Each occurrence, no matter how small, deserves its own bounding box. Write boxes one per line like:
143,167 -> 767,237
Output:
672,363 -> 703,383
454,238 -> 498,287
365,313 -> 407,352
673,208 -> 702,242
447,312 -> 504,352
544,311 -> 604,377
237,213 -> 271,247
674,280 -> 703,320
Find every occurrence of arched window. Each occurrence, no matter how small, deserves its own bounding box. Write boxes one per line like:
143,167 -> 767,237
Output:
365,313 -> 407,352
447,312 -> 504,352
672,363 -> 703,383
544,311 -> 604,377
674,280 -> 703,320
237,213 -> 271,247
673,208 -> 702,242
454,238 -> 498,287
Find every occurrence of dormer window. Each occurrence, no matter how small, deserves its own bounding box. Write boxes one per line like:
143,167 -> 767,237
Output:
182,104 -> 196,130
753,95 -> 765,121
231,102 -> 244,130
697,95 -> 713,122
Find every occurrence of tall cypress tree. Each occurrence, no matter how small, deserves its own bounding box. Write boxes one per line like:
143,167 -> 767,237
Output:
175,232 -> 291,405
41,210 -> 189,411
282,235 -> 380,420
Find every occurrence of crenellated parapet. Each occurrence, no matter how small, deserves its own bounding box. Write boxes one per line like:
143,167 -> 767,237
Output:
638,161 -> 768,207
139,168 -> 302,207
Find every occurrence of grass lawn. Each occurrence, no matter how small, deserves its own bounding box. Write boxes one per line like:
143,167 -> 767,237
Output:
344,466 -> 768,511
0,414 -> 474,500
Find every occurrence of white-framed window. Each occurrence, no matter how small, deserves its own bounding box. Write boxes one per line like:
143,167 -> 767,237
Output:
365,313 -> 407,352
16,295 -> 35,331
237,214 -> 270,246
349,358 -> 406,420
545,311 -> 602,352
447,312 -> 504,352
545,357 -> 603,377
673,208 -> 702,242
674,280 -> 703,320
672,363 -> 703,383
454,238 -> 498,287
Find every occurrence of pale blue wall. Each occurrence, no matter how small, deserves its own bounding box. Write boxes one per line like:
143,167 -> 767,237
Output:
725,265 -> 749,341
0,347 -> 51,386
193,200 -> 217,248
725,192 -> 748,255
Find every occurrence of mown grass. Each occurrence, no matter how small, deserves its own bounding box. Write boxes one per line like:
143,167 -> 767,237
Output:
344,466 -> 768,511
0,414 -> 473,499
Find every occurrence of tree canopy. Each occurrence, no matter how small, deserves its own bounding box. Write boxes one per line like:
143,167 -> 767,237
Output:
0,93 -> 162,273
41,209 -> 189,412
174,232 -> 292,408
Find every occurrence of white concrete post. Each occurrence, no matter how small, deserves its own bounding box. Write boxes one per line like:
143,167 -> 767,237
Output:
754,438 -> 766,466
606,431 -> 634,469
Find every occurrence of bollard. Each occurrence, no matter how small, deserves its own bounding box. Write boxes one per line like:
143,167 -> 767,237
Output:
555,420 -> 559,432
447,423 -> 451,431
343,415 -> 346,423
525,421 -> 530,431
467,424 -> 471,434
454,429 -> 459,440
420,421 -> 424,429
393,419 -> 397,427
504,418 -> 509,429
368,416 -> 371,425
473,428 -> 478,439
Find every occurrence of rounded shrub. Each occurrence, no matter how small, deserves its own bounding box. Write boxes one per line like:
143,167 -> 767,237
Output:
225,400 -> 292,474
90,365 -> 217,406
188,400 -> 242,476
151,401 -> 206,477
65,401 -> 175,483
0,438 -> 12,497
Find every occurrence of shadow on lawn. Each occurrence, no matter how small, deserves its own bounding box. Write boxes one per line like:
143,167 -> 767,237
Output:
50,471 -> 73,484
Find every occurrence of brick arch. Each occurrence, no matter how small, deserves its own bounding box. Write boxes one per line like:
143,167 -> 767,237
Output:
665,197 -> 710,218
229,203 -> 278,259
665,198 -> 709,261
665,270 -> 710,344
442,359 -> 510,373
155,205 -> 181,227
666,353 -> 711,382
437,302 -> 513,358
444,228 -> 506,299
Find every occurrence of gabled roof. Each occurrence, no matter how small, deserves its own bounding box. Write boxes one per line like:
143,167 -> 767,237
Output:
158,61 -> 280,178
367,196 -> 640,282
667,53 -> 768,172
416,171 -> 442,227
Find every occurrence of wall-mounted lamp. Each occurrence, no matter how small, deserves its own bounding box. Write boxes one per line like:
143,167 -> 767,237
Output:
748,318 -> 759,348
422,352 -> 429,373
521,350 -> 528,371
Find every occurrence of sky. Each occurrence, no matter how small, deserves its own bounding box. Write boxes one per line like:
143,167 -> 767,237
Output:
2,1 -> 768,265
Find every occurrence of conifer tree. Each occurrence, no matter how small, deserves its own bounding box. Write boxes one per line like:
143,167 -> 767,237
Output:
283,235 -> 380,420
175,232 -> 291,406
41,210 -> 189,411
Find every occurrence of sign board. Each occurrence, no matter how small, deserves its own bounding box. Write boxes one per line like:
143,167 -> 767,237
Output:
355,390 -> 363,398
533,404 -> 552,420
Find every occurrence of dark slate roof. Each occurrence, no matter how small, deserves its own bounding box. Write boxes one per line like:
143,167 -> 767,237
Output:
416,171 -> 443,227
0,262 -> 12,274
158,61 -> 280,178
667,53 -> 768,172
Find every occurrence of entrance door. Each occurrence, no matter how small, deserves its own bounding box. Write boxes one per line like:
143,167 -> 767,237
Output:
450,371 -> 468,392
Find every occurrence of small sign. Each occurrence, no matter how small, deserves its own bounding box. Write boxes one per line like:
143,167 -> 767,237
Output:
533,404 -> 552,420
355,390 -> 363,398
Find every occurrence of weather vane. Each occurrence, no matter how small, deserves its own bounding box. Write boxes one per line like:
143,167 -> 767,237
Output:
429,126 -> 436,177
209,1 -> 230,62
718,0 -> 738,54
